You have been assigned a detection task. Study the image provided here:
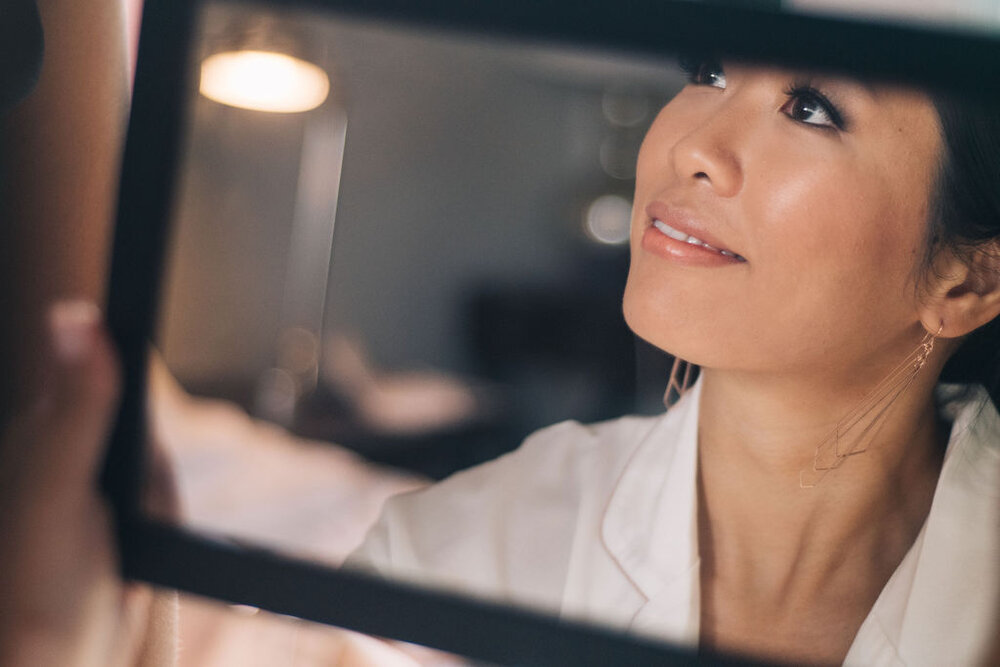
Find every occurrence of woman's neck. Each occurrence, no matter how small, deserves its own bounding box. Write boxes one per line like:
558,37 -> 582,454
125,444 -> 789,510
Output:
694,365 -> 948,663
695,363 -> 946,602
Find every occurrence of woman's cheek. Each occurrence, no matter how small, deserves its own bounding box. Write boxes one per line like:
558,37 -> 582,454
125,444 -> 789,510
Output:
751,158 -> 872,262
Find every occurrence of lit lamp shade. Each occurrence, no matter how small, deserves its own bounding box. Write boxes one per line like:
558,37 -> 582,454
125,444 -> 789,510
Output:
200,50 -> 330,113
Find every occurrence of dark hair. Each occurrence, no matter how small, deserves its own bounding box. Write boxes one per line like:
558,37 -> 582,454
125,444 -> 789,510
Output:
928,93 -> 1000,410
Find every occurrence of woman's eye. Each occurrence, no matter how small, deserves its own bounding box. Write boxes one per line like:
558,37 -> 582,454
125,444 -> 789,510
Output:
781,87 -> 846,131
682,59 -> 727,89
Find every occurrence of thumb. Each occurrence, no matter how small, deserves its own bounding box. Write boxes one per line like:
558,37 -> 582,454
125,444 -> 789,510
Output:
43,300 -> 122,485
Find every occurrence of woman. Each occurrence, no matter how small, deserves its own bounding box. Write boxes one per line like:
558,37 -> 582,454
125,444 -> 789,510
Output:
348,59 -> 1000,665
1,55 -> 998,667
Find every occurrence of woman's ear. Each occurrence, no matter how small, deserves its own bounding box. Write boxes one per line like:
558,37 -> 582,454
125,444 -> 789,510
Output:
920,242 -> 1000,338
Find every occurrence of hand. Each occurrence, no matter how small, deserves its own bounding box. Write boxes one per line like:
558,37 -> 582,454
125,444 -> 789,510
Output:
0,301 -> 175,667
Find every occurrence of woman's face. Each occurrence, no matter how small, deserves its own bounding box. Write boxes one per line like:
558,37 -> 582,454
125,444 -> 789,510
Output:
623,61 -> 943,380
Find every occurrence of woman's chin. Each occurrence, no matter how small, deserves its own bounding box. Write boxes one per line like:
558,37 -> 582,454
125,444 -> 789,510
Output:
623,283 -> 712,363
624,301 -> 694,363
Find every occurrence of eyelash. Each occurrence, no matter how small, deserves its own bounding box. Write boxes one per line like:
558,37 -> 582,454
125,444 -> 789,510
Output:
783,83 -> 849,131
679,56 -> 723,87
677,58 -> 850,132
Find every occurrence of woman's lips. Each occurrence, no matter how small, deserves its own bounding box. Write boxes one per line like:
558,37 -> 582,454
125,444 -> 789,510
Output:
652,219 -> 743,259
640,202 -> 746,266
641,223 -> 743,266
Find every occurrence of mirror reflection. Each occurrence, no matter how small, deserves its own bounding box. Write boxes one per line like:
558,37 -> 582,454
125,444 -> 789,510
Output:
147,2 -> 1000,665
155,0 -> 682,557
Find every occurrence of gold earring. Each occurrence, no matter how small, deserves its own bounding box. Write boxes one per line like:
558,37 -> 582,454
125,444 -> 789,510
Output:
799,323 -> 943,488
664,355 -> 696,408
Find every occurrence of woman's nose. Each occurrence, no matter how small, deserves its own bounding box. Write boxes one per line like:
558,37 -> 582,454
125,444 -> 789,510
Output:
669,106 -> 745,199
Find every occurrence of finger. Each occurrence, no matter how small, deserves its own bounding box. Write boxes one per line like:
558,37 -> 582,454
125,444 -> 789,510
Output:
43,300 -> 122,484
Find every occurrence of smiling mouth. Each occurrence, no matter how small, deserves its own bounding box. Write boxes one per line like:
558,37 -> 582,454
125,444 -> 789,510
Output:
652,219 -> 746,261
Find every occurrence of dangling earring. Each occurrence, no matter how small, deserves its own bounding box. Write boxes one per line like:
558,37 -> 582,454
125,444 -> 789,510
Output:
664,355 -> 696,408
799,322 -> 943,488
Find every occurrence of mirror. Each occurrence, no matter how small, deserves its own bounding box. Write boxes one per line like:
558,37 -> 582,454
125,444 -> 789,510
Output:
111,0 -> 1000,664
150,0 -> 698,649
155,0 -> 682,584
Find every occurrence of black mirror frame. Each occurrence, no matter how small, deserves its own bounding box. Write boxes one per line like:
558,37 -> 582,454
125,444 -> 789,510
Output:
103,1 -> 1000,664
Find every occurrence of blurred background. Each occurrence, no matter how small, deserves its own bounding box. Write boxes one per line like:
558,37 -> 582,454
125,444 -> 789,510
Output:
157,3 -> 689,480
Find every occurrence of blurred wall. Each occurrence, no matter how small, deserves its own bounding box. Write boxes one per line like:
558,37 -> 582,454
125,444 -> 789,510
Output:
159,8 -> 682,399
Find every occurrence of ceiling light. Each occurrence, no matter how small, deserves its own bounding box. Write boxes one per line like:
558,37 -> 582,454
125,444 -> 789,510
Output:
200,49 -> 330,113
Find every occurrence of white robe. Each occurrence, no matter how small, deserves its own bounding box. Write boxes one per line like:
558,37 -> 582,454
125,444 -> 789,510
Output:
350,380 -> 1000,666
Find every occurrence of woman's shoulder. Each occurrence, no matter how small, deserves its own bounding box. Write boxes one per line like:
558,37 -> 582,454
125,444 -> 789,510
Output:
371,411 -> 674,531
347,409 -> 684,607
404,410 -> 676,514
938,383 -> 1000,492
503,411 -> 673,476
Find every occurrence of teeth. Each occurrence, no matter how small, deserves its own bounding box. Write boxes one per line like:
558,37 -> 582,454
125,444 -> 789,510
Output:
653,219 -> 717,250
652,219 -> 745,261
654,219 -> 692,242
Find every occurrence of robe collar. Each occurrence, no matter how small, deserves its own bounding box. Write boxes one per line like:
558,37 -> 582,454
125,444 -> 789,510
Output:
600,378 -> 703,642
599,381 -> 1000,661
